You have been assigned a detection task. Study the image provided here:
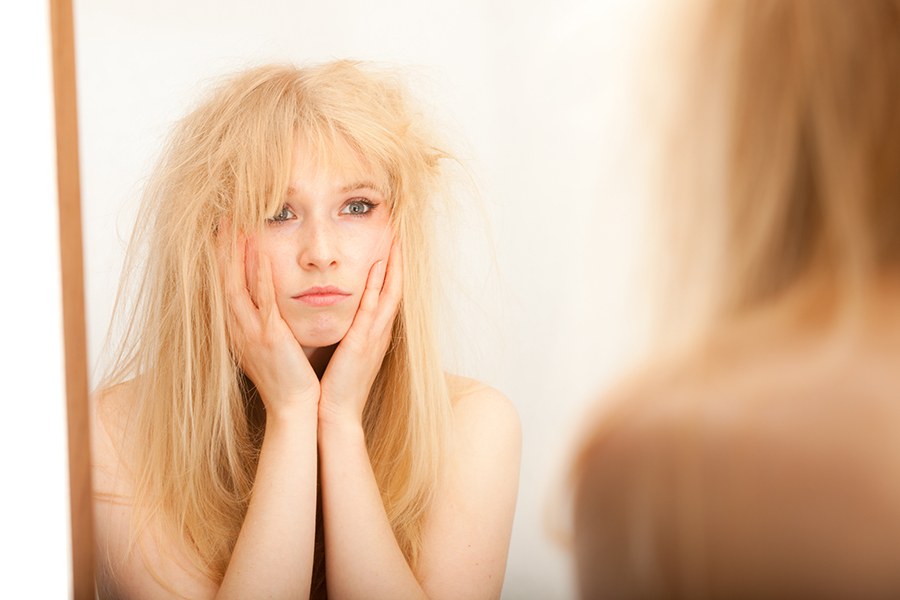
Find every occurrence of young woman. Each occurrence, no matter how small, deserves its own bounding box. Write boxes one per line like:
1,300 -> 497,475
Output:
569,1 -> 900,597
91,61 -> 521,599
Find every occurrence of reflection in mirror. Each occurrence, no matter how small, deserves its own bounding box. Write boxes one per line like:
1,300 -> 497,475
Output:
76,1 -> 658,598
89,60 -> 520,598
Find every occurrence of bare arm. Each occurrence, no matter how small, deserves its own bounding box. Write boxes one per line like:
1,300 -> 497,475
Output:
94,227 -> 320,599
416,381 -> 521,600
93,401 -> 318,600
318,384 -> 520,600
316,242 -> 521,599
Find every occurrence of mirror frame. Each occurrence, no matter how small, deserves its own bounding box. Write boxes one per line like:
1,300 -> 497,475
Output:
50,0 -> 95,597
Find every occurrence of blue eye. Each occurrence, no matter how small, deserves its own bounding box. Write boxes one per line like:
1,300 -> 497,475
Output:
342,199 -> 376,216
268,206 -> 294,222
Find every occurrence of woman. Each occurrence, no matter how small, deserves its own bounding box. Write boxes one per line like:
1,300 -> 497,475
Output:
570,1 -> 900,597
91,61 -> 521,599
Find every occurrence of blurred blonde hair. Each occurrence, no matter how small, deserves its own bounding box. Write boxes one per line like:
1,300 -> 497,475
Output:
100,61 -> 453,590
651,0 -> 900,351
567,0 -> 900,595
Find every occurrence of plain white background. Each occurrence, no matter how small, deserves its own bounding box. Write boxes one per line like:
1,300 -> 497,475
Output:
0,2 -> 71,597
75,1 -> 660,598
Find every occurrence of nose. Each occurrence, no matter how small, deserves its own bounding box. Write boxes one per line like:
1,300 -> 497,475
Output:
296,216 -> 338,271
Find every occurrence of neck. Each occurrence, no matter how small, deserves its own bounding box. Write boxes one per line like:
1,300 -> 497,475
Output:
304,344 -> 337,379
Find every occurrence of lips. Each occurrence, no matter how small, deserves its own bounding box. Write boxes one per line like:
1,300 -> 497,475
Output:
292,285 -> 351,307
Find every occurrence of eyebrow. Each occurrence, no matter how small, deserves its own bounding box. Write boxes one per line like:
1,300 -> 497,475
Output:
286,180 -> 387,197
340,180 -> 387,196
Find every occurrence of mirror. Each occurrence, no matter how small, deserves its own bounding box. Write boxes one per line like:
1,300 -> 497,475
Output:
75,1 -> 658,597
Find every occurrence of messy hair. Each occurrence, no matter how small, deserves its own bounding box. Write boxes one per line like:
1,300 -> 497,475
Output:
100,61 -> 454,591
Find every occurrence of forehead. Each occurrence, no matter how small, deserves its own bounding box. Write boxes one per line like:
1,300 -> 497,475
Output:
290,134 -> 389,197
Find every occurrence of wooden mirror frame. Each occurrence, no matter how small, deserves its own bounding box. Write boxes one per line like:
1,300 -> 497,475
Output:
50,0 -> 95,597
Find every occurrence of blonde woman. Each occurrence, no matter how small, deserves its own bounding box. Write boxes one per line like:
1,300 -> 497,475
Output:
570,0 -> 900,597
91,61 -> 521,599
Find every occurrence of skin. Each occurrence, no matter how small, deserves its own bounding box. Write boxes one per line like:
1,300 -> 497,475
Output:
572,291 -> 900,598
92,139 -> 522,600
243,141 -> 394,365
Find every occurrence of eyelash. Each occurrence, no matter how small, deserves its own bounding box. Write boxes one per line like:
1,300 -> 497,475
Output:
268,206 -> 295,222
341,198 -> 377,216
267,198 -> 378,223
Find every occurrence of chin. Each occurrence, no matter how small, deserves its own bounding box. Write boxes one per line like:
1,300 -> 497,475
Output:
294,324 -> 351,350
286,307 -> 356,350
298,335 -> 342,350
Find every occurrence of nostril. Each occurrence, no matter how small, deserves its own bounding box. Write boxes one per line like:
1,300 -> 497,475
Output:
297,231 -> 339,269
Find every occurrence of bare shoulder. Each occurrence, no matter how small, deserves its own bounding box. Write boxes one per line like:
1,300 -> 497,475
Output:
91,382 -> 141,596
91,381 -> 218,599
572,342 -> 900,597
417,377 -> 520,598
445,373 -> 520,422
445,373 -> 521,452
570,356 -> 775,598
91,381 -> 137,497
91,382 -> 139,597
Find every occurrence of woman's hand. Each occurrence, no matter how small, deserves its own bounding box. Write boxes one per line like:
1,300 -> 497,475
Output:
318,240 -> 403,426
218,220 -> 320,417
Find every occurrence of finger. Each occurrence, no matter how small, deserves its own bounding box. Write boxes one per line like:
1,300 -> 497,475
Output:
374,239 -> 403,330
355,258 -> 386,324
255,247 -> 279,326
223,228 -> 260,334
216,220 -> 255,360
381,239 -> 402,302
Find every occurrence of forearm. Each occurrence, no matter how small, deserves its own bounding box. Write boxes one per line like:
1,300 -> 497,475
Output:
318,417 -> 428,600
216,405 -> 319,599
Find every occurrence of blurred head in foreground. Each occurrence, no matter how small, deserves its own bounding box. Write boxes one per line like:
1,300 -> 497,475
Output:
570,1 -> 900,597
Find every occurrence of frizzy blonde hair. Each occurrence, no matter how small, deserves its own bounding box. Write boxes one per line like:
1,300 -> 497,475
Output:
101,61 -> 453,587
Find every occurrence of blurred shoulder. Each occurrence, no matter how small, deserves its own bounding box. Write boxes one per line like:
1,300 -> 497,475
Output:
572,335 -> 900,596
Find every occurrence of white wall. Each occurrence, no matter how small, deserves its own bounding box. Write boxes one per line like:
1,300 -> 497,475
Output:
0,2 -> 72,597
76,1 -> 658,597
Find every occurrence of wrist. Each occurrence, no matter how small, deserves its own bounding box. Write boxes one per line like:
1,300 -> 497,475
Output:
318,419 -> 367,458
266,397 -> 320,428
317,403 -> 365,437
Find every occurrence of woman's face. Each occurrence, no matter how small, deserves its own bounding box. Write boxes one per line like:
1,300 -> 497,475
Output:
246,138 -> 393,350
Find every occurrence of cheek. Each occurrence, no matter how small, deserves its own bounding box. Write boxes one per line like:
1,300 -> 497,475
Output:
351,225 -> 393,277
244,235 -> 291,302
374,229 -> 393,261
